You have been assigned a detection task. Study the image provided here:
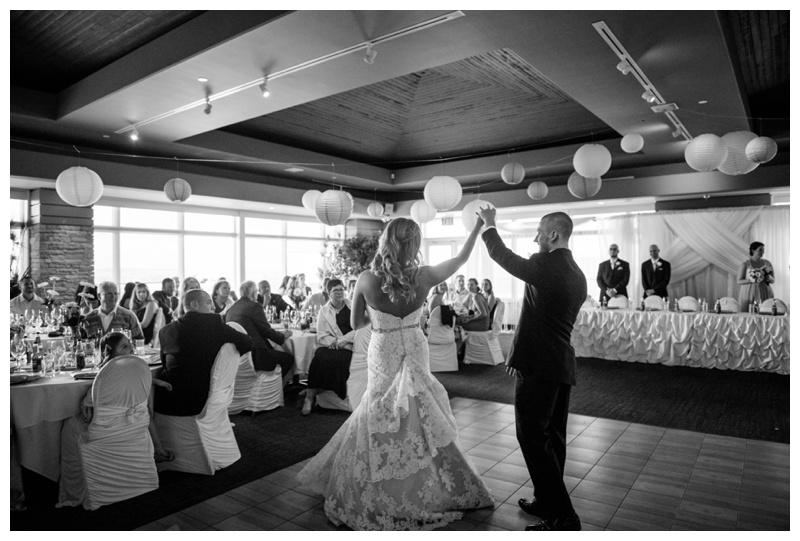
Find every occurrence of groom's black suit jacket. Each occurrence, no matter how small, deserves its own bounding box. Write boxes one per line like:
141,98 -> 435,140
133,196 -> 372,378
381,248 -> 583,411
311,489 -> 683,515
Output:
596,259 -> 630,302
482,228 -> 586,385
641,258 -> 671,299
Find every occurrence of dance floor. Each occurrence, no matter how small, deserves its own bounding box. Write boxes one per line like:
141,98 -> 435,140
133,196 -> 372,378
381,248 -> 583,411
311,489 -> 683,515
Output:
134,397 -> 789,531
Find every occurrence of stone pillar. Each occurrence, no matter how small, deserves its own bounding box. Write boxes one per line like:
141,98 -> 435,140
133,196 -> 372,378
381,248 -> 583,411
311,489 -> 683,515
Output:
28,189 -> 94,302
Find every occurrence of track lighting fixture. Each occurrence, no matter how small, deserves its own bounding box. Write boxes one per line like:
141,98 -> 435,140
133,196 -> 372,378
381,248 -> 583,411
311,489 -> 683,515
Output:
258,76 -> 270,98
364,42 -> 377,65
616,60 -> 632,75
204,98 -> 212,115
130,129 -> 139,141
641,90 -> 656,103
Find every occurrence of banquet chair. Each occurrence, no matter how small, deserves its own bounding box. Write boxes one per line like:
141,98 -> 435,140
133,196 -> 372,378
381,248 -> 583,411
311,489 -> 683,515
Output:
607,295 -> 629,309
428,305 -> 458,372
154,343 -> 241,475
719,297 -> 740,313
315,327 -> 371,412
463,299 -> 505,365
226,322 -> 283,414
57,356 -> 158,511
758,298 -> 787,315
678,296 -> 701,312
644,296 -> 666,311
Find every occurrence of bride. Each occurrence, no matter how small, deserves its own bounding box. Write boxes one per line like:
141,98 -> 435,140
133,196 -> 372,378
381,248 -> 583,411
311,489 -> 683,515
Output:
297,216 -> 494,530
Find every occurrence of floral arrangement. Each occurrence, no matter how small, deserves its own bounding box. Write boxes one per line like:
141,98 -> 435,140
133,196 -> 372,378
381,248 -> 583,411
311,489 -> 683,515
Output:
748,266 -> 774,284
37,275 -> 61,307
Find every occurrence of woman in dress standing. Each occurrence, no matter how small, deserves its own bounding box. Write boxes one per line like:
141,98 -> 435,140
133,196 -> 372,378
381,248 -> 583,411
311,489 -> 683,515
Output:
737,241 -> 775,310
297,216 -> 493,530
129,283 -> 159,345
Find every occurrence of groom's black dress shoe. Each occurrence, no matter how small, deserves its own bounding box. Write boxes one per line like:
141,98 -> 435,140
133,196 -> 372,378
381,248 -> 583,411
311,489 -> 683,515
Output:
525,512 -> 582,531
518,498 -> 545,517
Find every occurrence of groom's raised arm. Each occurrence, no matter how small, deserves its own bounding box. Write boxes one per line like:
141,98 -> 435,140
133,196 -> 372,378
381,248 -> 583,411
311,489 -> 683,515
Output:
482,228 -> 537,283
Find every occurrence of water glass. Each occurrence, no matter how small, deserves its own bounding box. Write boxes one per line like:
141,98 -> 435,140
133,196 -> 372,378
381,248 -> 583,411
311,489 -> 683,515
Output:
134,339 -> 145,354
43,353 -> 55,378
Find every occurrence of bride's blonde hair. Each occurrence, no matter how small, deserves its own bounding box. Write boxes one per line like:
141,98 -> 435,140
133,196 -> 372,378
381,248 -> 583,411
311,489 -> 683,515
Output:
371,217 -> 421,304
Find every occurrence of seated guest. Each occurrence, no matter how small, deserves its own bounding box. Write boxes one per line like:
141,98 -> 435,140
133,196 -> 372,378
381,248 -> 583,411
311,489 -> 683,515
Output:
302,277 -> 330,313
225,281 -> 295,388
218,277 -> 238,302
641,244 -> 671,300
175,276 -> 201,318
118,282 -> 136,309
130,283 -> 159,345
152,277 -> 179,325
277,275 -> 291,297
302,279 -> 355,416
283,275 -> 306,309
75,282 -> 99,314
212,279 -> 235,316
457,278 -> 490,331
83,281 -> 144,340
596,243 -> 630,303
155,289 -> 254,416
10,276 -> 45,317
297,273 -> 313,297
257,280 -> 290,317
448,274 -> 470,308
482,278 -> 497,317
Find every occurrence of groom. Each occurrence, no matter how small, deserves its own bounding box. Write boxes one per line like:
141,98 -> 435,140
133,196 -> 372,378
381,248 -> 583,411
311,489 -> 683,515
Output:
478,208 -> 586,531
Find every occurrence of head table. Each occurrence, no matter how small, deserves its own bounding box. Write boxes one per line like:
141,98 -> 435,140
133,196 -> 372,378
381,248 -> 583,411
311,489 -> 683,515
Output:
570,307 -> 789,375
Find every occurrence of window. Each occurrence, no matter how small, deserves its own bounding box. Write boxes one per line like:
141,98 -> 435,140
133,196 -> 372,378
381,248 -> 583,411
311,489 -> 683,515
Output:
287,221 -> 324,238
93,232 -> 115,284
286,239 -> 324,291
184,212 -> 235,233
184,235 -> 236,290
93,206 -> 114,226
245,237 -> 285,286
120,208 -> 179,229
119,232 -> 179,290
245,217 -> 283,235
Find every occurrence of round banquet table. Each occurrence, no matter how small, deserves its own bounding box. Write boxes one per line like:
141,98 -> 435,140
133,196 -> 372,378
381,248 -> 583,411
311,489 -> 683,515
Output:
270,326 -> 318,374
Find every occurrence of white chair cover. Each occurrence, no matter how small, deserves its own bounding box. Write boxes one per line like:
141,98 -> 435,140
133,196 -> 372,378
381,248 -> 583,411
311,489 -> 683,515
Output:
316,327 -> 371,412
678,296 -> 700,312
644,296 -> 666,311
151,307 -> 165,347
226,321 -> 284,413
464,300 -> 505,365
427,306 -> 457,372
226,322 -> 257,415
57,355 -> 157,510
719,297 -> 740,313
758,298 -> 787,315
154,343 -> 241,475
607,295 -> 628,309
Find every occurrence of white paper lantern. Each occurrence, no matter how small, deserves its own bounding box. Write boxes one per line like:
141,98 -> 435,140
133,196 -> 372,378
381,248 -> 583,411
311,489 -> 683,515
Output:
567,171 -> 602,199
367,202 -> 384,217
620,134 -> 644,153
527,181 -> 548,200
684,133 -> 728,172
164,177 -> 192,202
573,144 -> 612,178
302,190 -> 321,211
718,131 -> 759,176
410,200 -> 436,224
500,162 -> 525,185
55,166 -> 104,207
314,190 -> 353,226
424,176 -> 462,211
745,136 -> 778,164
461,199 -> 495,231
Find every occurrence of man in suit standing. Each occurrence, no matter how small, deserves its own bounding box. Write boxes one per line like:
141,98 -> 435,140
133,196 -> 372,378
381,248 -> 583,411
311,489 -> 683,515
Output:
641,244 -> 671,300
596,244 -> 630,303
478,208 -> 586,531
226,281 -> 295,388
155,289 -> 254,416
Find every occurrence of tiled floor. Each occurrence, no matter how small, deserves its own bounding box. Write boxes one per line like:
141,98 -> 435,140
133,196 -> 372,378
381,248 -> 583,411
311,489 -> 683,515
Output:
136,397 -> 790,531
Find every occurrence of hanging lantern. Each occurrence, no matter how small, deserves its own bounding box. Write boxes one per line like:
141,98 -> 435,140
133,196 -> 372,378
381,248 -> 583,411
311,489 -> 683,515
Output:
567,172 -> 602,199
620,134 -> 644,153
718,131 -> 759,176
410,200 -> 436,224
302,190 -> 321,211
527,181 -> 548,200
424,176 -> 462,211
367,202 -> 384,217
500,162 -> 525,185
684,133 -> 728,172
163,177 -> 192,202
314,190 -> 353,226
55,166 -> 104,207
745,136 -> 778,164
573,144 -> 612,178
461,199 -> 495,232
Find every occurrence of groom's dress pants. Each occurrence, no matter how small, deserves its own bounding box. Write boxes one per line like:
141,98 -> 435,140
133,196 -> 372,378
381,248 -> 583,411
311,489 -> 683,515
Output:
515,371 -> 575,519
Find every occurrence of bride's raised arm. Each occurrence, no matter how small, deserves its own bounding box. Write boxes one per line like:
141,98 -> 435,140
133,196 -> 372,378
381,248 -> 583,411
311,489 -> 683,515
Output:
423,216 -> 484,287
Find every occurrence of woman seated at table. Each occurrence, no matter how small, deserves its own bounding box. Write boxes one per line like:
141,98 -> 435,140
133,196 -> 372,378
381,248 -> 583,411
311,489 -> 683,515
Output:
212,279 -> 234,316
482,278 -> 497,318
175,277 -> 202,318
302,279 -> 355,416
130,282 -> 159,345
456,278 -> 490,331
426,282 -> 455,339
737,241 -> 775,311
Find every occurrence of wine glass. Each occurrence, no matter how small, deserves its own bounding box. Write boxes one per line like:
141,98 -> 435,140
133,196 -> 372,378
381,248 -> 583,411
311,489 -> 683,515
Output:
698,297 -> 707,312
291,310 -> 300,329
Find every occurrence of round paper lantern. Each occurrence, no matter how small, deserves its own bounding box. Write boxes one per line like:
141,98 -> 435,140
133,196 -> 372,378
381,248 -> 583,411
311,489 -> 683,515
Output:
367,202 -> 384,217
567,171 -> 602,199
684,133 -> 728,172
573,144 -> 612,178
314,190 -> 353,226
410,200 -> 436,224
745,136 -> 778,164
461,199 -> 495,231
620,134 -> 644,153
718,131 -> 759,176
527,181 -> 548,200
164,177 -> 192,202
424,176 -> 462,211
500,162 -> 525,185
55,166 -> 104,207
302,190 -> 321,211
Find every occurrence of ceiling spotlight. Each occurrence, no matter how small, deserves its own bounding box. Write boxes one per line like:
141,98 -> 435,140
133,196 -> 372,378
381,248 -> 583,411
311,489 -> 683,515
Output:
197,77 -> 208,83
364,43 -> 377,65
616,60 -> 632,75
641,90 -> 656,103
204,98 -> 212,115
130,129 -> 139,142
258,76 -> 270,98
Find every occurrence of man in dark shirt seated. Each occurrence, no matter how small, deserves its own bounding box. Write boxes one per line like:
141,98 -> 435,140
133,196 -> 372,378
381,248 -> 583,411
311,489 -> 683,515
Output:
256,280 -> 290,319
152,277 -> 179,325
155,289 -> 254,416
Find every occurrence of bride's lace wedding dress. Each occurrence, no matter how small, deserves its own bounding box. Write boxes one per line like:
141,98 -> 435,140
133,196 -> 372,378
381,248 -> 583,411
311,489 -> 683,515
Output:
297,305 -> 494,530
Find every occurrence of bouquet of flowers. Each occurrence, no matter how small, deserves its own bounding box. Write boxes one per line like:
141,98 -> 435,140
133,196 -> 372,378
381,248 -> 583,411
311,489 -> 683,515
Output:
747,268 -> 764,283
289,286 -> 306,308
38,275 -> 61,307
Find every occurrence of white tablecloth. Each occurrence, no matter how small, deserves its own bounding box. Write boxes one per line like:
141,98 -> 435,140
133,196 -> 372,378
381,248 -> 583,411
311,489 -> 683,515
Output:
571,308 -> 789,374
271,328 -> 318,374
